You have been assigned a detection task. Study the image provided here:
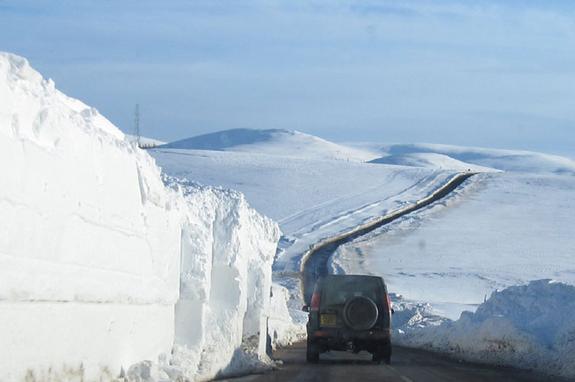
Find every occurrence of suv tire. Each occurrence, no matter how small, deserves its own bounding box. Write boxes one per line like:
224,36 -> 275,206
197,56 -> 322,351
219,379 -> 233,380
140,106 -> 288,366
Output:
372,341 -> 392,364
306,339 -> 320,363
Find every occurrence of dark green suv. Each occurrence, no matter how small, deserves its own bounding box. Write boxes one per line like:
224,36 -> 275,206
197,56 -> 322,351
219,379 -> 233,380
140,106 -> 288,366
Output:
303,274 -> 392,364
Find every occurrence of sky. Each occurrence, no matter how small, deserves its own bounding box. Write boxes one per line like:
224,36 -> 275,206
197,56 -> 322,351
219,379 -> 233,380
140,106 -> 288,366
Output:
1,0 -> 574,156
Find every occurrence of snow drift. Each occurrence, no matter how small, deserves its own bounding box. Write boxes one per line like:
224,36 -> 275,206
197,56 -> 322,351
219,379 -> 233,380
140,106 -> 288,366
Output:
395,280 -> 575,378
0,52 -> 279,381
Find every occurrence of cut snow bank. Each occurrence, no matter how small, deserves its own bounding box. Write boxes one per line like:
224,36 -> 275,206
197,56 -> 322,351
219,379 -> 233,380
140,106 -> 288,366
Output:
395,280 -> 575,378
168,178 -> 279,380
0,52 -> 279,381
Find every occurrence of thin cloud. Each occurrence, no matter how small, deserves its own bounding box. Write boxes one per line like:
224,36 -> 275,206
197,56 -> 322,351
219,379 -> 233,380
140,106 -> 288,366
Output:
0,0 -> 574,156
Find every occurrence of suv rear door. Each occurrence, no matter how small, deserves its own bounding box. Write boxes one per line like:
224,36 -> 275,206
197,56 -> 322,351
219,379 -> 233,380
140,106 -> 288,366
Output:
319,275 -> 390,330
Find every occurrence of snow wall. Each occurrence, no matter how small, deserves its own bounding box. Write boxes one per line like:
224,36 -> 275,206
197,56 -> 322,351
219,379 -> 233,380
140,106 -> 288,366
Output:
0,52 -> 279,381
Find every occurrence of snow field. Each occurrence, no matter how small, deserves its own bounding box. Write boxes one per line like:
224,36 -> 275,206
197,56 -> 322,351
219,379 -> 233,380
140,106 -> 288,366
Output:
0,52 -> 279,381
150,148 -> 462,274
331,172 -> 575,314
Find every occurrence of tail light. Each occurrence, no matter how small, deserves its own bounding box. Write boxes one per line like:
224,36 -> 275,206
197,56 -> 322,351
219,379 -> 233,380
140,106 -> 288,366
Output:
385,294 -> 392,314
310,292 -> 321,311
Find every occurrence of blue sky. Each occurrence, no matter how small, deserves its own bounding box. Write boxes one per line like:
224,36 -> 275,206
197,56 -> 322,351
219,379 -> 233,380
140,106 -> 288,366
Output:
1,0 -> 574,155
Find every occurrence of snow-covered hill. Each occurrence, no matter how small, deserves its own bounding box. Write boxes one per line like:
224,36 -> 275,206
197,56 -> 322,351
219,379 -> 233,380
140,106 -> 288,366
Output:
370,152 -> 497,173
366,143 -> 575,174
160,128 -> 378,161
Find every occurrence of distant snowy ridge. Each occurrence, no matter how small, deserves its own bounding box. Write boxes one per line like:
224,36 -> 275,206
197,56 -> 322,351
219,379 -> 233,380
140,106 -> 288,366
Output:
370,152 -> 498,173
0,52 -> 280,381
160,128 -> 378,161
366,143 -> 575,174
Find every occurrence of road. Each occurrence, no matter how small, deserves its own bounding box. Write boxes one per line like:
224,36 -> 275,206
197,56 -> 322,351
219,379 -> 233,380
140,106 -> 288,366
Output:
222,342 -> 564,381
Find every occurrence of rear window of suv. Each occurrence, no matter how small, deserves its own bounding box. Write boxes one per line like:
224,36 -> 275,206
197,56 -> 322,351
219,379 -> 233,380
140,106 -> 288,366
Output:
321,276 -> 383,307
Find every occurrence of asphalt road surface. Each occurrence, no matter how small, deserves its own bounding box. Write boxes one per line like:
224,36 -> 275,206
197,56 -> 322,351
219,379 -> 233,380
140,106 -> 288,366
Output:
223,342 -> 568,382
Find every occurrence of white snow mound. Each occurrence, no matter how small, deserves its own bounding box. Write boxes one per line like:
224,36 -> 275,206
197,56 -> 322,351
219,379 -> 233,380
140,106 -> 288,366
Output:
0,52 -> 280,381
396,280 -> 575,378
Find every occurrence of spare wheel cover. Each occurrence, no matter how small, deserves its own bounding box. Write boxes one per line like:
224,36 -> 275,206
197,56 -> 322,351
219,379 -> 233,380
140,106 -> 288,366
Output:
343,296 -> 379,331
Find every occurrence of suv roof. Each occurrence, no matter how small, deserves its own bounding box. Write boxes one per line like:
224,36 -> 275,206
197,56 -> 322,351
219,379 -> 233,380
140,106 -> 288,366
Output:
321,274 -> 384,281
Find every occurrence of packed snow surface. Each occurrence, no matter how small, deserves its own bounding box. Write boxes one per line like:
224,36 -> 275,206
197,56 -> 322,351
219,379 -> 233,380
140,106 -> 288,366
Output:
0,52 -> 279,381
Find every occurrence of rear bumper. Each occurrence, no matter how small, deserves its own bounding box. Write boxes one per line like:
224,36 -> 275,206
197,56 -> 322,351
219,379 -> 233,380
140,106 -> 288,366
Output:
309,327 -> 391,342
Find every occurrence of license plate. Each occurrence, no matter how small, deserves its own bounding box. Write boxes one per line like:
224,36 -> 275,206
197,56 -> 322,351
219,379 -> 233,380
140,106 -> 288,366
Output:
320,314 -> 337,327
